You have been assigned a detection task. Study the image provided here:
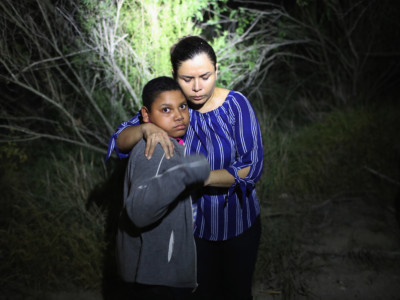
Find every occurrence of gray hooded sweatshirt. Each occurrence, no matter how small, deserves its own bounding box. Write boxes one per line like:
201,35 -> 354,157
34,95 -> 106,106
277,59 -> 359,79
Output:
116,138 -> 210,288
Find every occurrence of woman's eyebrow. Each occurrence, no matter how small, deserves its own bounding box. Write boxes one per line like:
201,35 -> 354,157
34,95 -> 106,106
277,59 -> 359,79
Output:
200,72 -> 211,77
180,71 -> 212,78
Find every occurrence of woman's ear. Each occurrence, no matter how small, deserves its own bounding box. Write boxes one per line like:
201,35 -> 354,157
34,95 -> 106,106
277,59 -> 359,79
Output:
215,63 -> 219,78
141,106 -> 150,123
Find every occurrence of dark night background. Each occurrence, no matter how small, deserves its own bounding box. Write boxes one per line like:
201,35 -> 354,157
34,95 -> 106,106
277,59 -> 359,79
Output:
1,0 -> 400,299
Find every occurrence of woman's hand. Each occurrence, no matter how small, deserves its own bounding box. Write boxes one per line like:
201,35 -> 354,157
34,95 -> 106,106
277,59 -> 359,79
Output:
142,123 -> 175,160
116,122 -> 175,159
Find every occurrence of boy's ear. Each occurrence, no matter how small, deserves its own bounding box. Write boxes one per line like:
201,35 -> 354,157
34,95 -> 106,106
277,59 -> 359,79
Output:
141,106 -> 150,123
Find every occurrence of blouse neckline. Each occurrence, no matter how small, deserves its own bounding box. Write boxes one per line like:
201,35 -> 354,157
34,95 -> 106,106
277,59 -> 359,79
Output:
190,90 -> 233,116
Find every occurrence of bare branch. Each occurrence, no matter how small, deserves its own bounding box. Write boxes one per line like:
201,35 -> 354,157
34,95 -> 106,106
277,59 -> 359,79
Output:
364,166 -> 400,187
0,125 -> 107,155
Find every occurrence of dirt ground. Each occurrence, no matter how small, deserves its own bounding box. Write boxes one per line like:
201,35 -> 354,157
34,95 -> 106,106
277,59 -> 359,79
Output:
2,194 -> 399,300
253,194 -> 400,300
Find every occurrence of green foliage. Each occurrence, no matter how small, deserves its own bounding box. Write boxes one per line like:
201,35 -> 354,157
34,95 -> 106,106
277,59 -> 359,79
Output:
275,104 -> 400,200
119,0 -> 206,77
77,0 -> 208,114
296,0 -> 311,7
2,0 -> 398,297
254,102 -> 400,298
0,0 -> 267,294
0,145 -> 107,290
209,10 -> 262,90
1,200 -> 105,289
0,142 -> 27,171
256,214 -> 312,297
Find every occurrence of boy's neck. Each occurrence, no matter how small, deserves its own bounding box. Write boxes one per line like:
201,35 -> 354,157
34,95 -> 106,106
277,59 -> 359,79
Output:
172,137 -> 184,145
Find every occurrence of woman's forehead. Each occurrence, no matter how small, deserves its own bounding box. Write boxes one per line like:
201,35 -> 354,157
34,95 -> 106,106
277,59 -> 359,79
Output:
178,53 -> 215,73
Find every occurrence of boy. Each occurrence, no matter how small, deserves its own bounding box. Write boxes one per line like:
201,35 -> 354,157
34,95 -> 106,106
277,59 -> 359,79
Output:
116,76 -> 210,299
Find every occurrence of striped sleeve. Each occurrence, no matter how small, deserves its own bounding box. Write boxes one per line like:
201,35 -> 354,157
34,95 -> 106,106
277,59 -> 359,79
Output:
105,112 -> 141,161
225,92 -> 264,199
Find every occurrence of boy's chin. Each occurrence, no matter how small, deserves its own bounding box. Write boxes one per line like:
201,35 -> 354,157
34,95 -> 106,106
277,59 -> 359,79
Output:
168,132 -> 186,139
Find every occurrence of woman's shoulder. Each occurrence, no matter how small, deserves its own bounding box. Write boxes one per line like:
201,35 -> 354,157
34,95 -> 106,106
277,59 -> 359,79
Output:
208,87 -> 230,110
222,90 -> 258,120
226,89 -> 248,100
215,88 -> 247,107
223,90 -> 251,109
216,87 -> 231,100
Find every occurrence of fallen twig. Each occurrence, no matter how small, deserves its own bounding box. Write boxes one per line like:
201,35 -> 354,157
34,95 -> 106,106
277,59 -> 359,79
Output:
364,166 -> 400,187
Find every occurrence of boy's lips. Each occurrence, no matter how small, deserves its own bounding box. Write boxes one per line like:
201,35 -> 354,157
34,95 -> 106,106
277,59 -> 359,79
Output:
175,124 -> 187,130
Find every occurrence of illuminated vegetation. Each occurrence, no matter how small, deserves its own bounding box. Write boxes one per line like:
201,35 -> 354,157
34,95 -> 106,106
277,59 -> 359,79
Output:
1,0 -> 399,298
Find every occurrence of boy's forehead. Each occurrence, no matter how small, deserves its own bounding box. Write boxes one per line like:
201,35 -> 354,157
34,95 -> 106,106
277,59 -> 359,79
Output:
154,90 -> 186,105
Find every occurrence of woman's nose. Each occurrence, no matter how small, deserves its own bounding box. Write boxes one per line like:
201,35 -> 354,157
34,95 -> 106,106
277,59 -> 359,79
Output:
192,79 -> 201,92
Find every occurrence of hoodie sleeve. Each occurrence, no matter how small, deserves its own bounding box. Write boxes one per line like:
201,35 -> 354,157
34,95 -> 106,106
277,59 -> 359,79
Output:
125,144 -> 210,228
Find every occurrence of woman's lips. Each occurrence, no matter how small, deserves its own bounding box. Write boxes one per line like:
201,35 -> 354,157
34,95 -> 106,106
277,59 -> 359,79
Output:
192,95 -> 204,101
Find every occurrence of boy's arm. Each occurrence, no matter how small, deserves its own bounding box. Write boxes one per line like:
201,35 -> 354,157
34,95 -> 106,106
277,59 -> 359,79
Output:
125,144 -> 210,228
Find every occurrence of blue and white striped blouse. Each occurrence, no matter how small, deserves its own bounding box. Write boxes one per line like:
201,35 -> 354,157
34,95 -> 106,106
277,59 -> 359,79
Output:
106,90 -> 264,241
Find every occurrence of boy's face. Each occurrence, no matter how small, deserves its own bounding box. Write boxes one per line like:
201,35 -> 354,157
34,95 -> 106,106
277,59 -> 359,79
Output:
141,90 -> 189,138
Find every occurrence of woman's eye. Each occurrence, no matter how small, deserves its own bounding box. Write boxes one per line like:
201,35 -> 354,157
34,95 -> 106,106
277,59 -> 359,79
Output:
202,76 -> 210,80
183,78 -> 191,83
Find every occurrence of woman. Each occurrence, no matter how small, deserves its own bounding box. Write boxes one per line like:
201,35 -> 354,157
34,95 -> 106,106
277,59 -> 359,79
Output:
107,36 -> 264,300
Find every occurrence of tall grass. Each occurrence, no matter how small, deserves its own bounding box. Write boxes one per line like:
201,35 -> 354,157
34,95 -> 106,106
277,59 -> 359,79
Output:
1,99 -> 398,299
252,99 -> 400,298
0,144 -> 108,292
1,1 -> 399,298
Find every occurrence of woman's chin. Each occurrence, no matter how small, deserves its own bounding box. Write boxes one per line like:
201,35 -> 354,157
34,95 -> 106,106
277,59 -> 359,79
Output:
188,100 -> 206,110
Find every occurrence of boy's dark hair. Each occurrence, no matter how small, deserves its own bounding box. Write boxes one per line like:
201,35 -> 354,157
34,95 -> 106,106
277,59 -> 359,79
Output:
142,76 -> 182,111
170,36 -> 217,80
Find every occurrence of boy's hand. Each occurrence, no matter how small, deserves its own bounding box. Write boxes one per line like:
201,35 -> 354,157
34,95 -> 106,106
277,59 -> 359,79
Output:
142,123 -> 175,159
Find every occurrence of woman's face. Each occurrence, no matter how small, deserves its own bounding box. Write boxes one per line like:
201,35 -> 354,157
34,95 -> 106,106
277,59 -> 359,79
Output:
175,53 -> 217,108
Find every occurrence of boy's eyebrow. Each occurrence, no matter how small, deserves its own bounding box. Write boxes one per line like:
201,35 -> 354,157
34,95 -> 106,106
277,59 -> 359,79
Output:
156,99 -> 187,108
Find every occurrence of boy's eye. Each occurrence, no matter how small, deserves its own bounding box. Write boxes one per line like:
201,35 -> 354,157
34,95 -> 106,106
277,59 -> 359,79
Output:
179,104 -> 187,109
162,108 -> 170,113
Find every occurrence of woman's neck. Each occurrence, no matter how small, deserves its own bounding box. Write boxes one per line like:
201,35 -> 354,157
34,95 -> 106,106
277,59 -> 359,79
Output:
192,87 -> 230,113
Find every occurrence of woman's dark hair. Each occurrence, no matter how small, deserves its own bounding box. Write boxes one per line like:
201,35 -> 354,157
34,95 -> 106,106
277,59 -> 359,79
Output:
170,36 -> 217,79
142,76 -> 182,111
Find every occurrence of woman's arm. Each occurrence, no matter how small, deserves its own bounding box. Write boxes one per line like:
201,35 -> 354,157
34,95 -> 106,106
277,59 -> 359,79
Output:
207,92 -> 263,191
116,125 -> 146,153
204,167 -> 250,187
117,123 -> 175,159
105,111 -> 175,160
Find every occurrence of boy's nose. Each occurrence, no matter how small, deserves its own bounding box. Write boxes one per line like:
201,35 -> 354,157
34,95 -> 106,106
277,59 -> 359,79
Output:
175,110 -> 184,120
